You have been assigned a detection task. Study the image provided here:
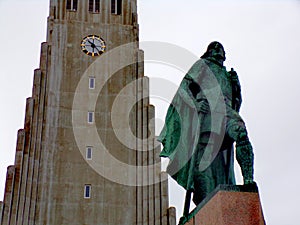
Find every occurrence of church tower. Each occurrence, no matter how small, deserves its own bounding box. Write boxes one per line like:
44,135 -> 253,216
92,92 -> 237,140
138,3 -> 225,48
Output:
0,1 -> 176,224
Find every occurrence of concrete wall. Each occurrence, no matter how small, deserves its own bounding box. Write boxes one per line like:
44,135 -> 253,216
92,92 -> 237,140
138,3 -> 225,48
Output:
0,1 -> 176,224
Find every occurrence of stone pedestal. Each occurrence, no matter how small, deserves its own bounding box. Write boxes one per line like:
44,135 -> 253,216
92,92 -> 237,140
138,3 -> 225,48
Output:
184,185 -> 265,225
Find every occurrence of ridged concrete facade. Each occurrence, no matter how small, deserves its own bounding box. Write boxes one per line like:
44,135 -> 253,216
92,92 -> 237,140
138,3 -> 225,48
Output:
0,1 -> 176,224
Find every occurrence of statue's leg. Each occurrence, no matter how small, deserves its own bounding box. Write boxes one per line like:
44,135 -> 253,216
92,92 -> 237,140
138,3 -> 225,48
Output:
193,132 -> 226,205
227,119 -> 254,184
236,131 -> 254,184
192,132 -> 215,205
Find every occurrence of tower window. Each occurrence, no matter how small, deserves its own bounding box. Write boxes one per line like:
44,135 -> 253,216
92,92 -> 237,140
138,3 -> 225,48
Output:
89,77 -> 95,89
86,147 -> 93,160
89,0 -> 100,13
84,185 -> 91,198
66,0 -> 78,11
111,0 -> 122,15
88,112 -> 94,123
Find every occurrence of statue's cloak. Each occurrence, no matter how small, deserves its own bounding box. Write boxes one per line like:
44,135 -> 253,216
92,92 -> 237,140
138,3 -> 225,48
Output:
158,58 -> 236,193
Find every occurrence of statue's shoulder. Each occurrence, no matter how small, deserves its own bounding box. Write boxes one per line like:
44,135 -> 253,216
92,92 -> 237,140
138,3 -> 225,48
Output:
185,59 -> 208,81
192,58 -> 207,68
186,58 -> 205,74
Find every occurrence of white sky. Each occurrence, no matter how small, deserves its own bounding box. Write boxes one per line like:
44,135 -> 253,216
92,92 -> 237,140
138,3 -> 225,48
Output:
1,0 -> 300,224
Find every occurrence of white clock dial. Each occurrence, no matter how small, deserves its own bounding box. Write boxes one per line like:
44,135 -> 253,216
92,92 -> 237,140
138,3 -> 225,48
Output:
81,35 -> 106,57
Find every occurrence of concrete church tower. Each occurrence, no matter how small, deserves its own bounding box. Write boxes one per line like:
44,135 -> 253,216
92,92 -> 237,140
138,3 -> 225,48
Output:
0,0 -> 176,224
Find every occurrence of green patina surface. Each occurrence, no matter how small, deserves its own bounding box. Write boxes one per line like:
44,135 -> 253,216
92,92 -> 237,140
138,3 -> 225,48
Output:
158,42 -> 255,218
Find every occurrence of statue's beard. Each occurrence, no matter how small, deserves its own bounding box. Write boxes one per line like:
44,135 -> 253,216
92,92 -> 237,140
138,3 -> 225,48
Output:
210,53 -> 226,65
213,53 -> 226,61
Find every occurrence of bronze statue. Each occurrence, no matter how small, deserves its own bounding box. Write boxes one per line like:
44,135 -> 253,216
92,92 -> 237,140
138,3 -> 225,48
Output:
158,42 -> 255,216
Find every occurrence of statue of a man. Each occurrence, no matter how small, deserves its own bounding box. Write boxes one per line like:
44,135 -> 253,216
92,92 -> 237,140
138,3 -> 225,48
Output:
158,41 -> 255,207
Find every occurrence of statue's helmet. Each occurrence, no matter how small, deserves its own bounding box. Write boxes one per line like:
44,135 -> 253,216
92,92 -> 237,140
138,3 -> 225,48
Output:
201,41 -> 226,61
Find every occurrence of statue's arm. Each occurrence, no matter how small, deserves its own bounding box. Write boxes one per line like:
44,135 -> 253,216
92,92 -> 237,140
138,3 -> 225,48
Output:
236,80 -> 242,111
176,59 -> 210,113
229,68 -> 242,111
178,76 -> 199,110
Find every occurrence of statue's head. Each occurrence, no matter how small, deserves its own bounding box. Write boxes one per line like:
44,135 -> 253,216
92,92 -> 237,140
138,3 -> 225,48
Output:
201,41 -> 226,63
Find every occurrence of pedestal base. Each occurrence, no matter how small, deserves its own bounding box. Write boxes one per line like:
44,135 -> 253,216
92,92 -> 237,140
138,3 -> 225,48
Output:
184,185 -> 265,225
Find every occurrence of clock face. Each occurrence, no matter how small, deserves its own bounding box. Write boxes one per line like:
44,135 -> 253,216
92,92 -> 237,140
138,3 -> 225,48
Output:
81,35 -> 106,57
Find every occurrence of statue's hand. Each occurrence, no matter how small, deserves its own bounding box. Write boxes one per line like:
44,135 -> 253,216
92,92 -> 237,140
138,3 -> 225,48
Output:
197,100 -> 210,114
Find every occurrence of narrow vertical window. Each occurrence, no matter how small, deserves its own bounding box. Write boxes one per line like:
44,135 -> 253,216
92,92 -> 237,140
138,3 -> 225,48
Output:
84,185 -> 91,198
89,0 -> 100,13
111,0 -> 116,14
88,112 -> 94,123
66,0 -> 78,11
86,147 -> 93,160
89,77 -> 95,89
95,0 -> 100,13
66,0 -> 72,10
111,0 -> 122,15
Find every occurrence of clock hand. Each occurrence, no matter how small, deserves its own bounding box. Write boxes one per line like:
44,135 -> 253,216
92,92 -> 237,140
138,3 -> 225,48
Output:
95,46 -> 101,53
88,39 -> 97,50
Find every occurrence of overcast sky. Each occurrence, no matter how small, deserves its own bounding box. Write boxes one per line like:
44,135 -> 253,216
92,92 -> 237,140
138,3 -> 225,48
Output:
1,0 -> 300,224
